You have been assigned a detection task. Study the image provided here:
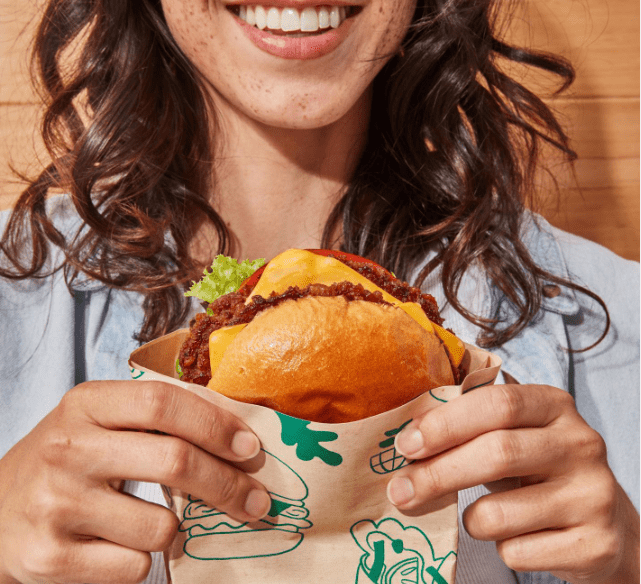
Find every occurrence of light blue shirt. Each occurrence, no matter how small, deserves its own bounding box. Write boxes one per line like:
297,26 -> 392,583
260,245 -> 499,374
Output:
1,196 -> 638,584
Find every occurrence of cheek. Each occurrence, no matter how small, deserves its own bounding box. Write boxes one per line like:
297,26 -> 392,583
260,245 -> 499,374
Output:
371,3 -> 416,57
162,1 -> 216,61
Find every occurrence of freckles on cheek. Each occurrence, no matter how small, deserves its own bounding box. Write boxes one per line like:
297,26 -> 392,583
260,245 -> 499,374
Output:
164,0 -> 213,51
375,5 -> 414,56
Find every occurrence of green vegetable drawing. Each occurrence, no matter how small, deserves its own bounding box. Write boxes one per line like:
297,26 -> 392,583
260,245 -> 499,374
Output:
370,420 -> 412,475
185,255 -> 265,305
351,518 -> 456,584
277,412 -> 343,466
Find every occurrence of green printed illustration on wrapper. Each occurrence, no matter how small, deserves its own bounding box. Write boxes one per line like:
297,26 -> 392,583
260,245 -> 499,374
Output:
277,412 -> 343,466
130,367 -> 145,380
178,450 -> 312,560
351,518 -> 457,584
370,420 -> 411,475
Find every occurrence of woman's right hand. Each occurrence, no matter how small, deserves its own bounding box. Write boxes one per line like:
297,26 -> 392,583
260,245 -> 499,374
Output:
0,380 -> 271,584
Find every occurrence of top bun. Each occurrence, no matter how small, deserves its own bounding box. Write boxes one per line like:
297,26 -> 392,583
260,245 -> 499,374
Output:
207,295 -> 454,423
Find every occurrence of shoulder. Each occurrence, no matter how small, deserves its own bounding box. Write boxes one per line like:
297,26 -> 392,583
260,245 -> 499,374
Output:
521,213 -> 639,358
521,212 -> 638,308
522,214 -> 639,508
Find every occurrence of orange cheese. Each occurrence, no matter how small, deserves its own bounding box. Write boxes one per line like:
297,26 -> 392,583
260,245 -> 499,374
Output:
210,249 -> 465,377
208,323 -> 247,375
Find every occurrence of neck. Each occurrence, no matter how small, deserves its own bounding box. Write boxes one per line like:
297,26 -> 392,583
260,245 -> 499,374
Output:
193,89 -> 371,263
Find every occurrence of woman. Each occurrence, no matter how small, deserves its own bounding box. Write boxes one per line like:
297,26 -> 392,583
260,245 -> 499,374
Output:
0,0 -> 638,583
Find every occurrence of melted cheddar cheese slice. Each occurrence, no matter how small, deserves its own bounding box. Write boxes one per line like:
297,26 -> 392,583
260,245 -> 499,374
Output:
210,249 -> 465,377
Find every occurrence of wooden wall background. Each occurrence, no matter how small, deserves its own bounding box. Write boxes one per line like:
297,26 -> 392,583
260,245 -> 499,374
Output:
1,0 -> 639,261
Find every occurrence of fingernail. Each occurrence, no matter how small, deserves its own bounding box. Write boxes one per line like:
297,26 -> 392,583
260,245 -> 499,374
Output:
244,489 -> 271,519
231,430 -> 260,459
395,428 -> 424,457
387,477 -> 415,506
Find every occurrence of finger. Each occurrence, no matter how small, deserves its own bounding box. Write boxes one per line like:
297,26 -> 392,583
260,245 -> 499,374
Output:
18,538 -> 151,584
387,427 -> 569,508
90,429 -> 271,522
463,477 -> 584,541
394,384 -> 576,459
69,381 -> 261,461
65,489 -> 179,552
496,524 -> 620,580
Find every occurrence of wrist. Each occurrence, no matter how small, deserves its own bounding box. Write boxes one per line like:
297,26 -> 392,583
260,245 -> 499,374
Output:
600,489 -> 640,584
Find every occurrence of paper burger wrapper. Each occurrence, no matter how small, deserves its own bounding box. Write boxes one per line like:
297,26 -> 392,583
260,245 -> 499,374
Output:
129,329 -> 501,584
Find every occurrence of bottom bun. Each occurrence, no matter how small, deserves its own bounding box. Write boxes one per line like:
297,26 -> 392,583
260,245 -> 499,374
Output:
207,296 -> 454,423
183,525 -> 303,560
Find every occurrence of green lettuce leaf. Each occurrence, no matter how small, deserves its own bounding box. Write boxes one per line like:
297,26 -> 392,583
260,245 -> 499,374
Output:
185,255 -> 266,304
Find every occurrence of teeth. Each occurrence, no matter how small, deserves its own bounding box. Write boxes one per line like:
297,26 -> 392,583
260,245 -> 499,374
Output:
329,6 -> 340,28
300,7 -> 318,32
246,5 -> 256,25
266,6 -> 280,29
281,8 -> 300,31
255,5 -> 267,29
318,7 -> 330,28
233,5 -> 353,33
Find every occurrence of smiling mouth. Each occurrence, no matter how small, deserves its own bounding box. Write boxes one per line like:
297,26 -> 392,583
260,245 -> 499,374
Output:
227,5 -> 363,37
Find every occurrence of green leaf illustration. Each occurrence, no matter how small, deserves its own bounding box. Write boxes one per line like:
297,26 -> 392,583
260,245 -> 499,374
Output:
277,412 -> 343,466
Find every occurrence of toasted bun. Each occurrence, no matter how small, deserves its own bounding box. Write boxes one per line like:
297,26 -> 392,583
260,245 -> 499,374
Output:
207,296 -> 454,423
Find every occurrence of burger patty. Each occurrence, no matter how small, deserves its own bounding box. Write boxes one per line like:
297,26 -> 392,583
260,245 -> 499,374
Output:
179,260 -> 457,386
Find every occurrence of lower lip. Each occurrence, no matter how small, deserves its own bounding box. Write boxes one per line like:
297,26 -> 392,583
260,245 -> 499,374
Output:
234,15 -> 354,60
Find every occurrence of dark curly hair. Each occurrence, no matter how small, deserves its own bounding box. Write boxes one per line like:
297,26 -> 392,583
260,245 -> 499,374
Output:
0,0 -> 608,346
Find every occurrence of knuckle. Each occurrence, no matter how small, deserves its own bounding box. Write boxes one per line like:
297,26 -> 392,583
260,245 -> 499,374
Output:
41,427 -> 77,467
139,383 -> 173,427
59,382 -> 96,412
159,438 -> 192,484
572,528 -> 621,578
426,411 -> 457,448
126,553 -> 153,584
556,387 -> 576,408
215,467 -> 242,507
492,386 -> 524,427
417,462 -> 444,496
468,498 -> 506,539
576,428 -> 608,463
24,490 -> 68,528
490,430 -> 520,475
149,510 -> 180,551
21,539 -> 67,580
590,472 -> 619,518
496,538 -> 528,572
198,405 -> 225,444
61,382 -> 86,404
591,530 -> 621,569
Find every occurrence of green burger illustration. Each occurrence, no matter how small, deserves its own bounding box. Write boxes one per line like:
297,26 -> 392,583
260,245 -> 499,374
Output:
178,450 -> 312,561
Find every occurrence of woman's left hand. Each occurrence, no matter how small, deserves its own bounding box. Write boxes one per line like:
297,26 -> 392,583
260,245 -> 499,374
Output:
387,383 -> 640,584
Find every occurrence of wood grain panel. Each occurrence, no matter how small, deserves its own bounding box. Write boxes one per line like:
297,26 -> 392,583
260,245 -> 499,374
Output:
550,97 -> 640,159
503,0 -> 639,98
0,0 -> 43,103
0,104 -> 47,208
538,155 -> 639,260
547,183 -> 640,261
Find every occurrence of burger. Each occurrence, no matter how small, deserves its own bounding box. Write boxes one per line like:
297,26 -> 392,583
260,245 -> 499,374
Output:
178,249 -> 465,423
178,449 -> 312,560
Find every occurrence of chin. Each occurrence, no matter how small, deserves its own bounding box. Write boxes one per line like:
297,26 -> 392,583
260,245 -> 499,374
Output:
244,84 -> 372,132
